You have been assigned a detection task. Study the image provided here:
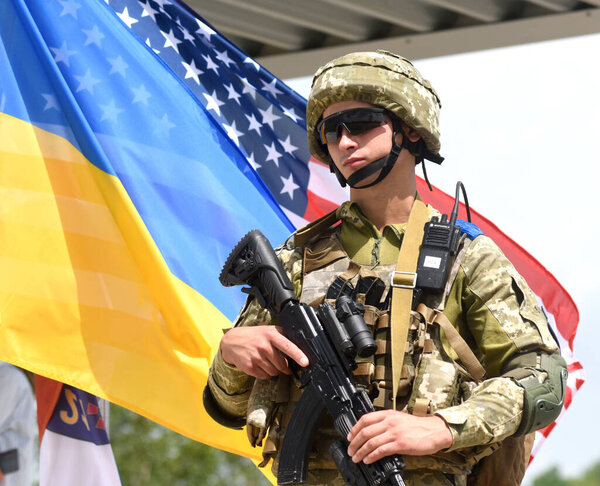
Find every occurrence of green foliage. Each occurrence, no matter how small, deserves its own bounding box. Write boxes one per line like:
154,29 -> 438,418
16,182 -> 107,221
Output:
109,405 -> 271,486
533,461 -> 600,486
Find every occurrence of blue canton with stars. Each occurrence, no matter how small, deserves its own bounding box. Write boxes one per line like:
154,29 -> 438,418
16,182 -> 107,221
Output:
109,0 -> 311,217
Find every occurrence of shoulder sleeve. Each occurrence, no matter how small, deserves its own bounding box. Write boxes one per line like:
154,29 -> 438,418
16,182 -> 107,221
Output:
456,235 -> 559,376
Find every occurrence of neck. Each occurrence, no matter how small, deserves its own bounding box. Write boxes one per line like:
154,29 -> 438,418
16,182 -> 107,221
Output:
349,156 -> 417,232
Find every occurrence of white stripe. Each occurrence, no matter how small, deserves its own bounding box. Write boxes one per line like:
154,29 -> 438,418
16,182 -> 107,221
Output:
307,159 -> 348,205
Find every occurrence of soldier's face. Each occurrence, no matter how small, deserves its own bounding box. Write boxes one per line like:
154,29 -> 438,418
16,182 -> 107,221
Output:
322,101 -> 396,181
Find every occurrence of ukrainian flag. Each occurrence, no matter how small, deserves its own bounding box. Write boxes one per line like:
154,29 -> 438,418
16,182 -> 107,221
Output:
0,0 -> 291,460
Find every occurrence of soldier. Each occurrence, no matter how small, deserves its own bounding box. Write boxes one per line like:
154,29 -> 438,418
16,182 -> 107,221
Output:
204,50 -> 567,486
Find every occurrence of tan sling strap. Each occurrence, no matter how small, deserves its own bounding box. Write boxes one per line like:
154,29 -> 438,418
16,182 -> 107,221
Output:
390,198 -> 429,410
433,310 -> 486,383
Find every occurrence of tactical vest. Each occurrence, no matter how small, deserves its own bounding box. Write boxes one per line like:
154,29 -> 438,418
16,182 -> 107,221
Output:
249,216 -> 499,479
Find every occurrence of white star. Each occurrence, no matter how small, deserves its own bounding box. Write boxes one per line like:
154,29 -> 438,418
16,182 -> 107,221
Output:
108,56 -> 128,77
259,105 -> 281,130
182,59 -> 203,85
202,54 -> 219,74
145,38 -> 160,54
117,7 -> 138,28
245,113 -> 262,134
153,113 -> 175,136
238,77 -> 256,99
180,26 -> 195,42
153,0 -> 171,8
280,173 -> 300,200
283,105 -> 302,123
58,0 -> 81,19
244,57 -> 260,71
280,135 -> 298,155
247,152 -> 260,171
216,49 -> 235,68
41,93 -> 59,111
74,69 -> 101,94
161,28 -> 182,52
261,78 -> 282,98
82,25 -> 105,47
264,142 -> 282,167
140,0 -> 159,20
50,41 -> 76,67
225,83 -> 241,105
132,84 -> 151,105
203,90 -> 225,116
195,19 -> 215,41
99,99 -> 124,122
223,120 -> 244,146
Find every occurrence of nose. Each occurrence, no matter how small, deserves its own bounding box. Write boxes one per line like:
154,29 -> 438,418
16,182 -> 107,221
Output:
337,126 -> 358,150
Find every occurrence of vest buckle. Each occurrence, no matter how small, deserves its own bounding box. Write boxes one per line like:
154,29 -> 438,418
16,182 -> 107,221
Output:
391,271 -> 417,289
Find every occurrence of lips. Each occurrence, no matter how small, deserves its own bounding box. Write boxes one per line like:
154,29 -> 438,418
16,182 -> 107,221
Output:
343,157 -> 366,168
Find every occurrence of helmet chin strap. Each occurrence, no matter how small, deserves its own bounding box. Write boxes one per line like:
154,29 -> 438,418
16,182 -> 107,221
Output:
329,121 -> 406,189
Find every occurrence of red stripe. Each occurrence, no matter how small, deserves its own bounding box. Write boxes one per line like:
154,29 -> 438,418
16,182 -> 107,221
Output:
34,375 -> 63,441
563,385 -> 573,409
304,189 -> 339,221
568,362 -> 583,373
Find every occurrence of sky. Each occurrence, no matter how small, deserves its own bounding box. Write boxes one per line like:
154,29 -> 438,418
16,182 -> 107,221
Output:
286,31 -> 600,483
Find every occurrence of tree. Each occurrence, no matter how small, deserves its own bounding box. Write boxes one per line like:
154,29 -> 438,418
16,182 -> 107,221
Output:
109,405 -> 271,486
532,461 -> 600,486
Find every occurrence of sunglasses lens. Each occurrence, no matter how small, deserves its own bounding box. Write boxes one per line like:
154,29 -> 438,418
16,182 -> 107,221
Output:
318,108 -> 386,144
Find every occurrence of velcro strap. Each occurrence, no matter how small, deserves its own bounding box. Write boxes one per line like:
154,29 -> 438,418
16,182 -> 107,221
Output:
423,338 -> 434,353
417,303 -> 436,324
353,362 -> 374,377
375,340 -> 388,355
363,307 -> 378,326
340,261 -> 361,281
374,365 -> 388,381
376,314 -> 390,329
413,398 -> 430,417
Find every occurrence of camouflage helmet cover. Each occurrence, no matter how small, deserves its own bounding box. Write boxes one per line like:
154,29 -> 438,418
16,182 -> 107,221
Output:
306,50 -> 442,164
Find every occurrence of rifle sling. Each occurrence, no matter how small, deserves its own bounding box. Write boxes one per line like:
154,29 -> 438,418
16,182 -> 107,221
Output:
390,198 -> 429,410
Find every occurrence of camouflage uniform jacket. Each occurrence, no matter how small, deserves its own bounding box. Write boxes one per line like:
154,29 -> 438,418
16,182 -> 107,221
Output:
207,201 -> 560,485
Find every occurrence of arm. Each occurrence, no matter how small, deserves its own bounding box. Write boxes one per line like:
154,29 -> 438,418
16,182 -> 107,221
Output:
435,235 -> 566,451
205,238 -> 305,426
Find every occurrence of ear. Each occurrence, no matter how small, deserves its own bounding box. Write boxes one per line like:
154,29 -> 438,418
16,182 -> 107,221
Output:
402,122 -> 421,143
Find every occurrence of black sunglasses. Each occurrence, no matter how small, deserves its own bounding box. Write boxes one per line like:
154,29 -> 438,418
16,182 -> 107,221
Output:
316,107 -> 388,144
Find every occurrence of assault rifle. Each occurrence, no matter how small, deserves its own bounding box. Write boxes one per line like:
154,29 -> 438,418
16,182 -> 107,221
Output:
220,229 -> 405,486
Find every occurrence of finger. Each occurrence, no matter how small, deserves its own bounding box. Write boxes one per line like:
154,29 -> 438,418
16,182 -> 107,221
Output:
347,421 -> 388,457
361,440 -> 396,464
271,328 -> 309,367
351,430 -> 393,463
347,411 -> 386,441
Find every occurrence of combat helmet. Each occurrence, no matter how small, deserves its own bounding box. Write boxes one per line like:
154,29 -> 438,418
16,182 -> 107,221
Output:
307,50 -> 443,189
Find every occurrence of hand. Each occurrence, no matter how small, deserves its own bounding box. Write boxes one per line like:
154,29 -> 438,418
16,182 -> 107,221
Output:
346,410 -> 453,464
220,326 -> 309,379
